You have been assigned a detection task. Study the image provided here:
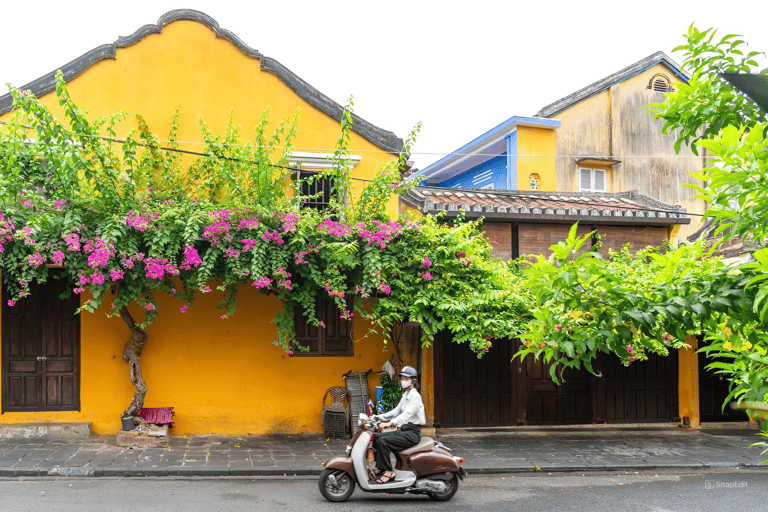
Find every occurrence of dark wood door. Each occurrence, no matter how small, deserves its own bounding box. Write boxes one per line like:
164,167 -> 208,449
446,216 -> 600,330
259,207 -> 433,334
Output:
2,274 -> 80,412
699,350 -> 740,421
525,358 -> 592,424
438,334 -> 516,427
605,351 -> 677,422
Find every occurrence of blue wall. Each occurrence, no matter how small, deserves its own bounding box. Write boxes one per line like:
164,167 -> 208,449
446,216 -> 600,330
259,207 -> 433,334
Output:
436,154 -> 508,189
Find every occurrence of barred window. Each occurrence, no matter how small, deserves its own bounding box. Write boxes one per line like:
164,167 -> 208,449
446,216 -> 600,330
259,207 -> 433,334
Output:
295,170 -> 335,211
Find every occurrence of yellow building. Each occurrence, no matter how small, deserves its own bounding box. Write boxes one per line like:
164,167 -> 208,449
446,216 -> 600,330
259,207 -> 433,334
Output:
0,10 -> 405,435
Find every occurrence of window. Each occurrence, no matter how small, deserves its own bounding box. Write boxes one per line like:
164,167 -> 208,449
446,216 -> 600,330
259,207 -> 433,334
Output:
647,74 -> 674,93
579,167 -> 607,193
528,173 -> 540,191
292,296 -> 353,356
480,183 -> 495,190
295,169 -> 335,211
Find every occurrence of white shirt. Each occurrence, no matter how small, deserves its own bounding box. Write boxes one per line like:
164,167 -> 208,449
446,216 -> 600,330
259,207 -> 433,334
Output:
380,388 -> 426,427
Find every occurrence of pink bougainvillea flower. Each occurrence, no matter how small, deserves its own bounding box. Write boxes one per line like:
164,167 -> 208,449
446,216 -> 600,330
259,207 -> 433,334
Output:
423,271 -> 432,281
379,281 -> 391,295
180,305 -> 188,313
90,274 -> 106,285
181,245 -> 202,269
28,251 -> 45,267
109,268 -> 124,281
51,250 -> 65,266
145,304 -> 156,311
238,217 -> 259,230
251,276 -> 272,289
7,300 -> 15,307
241,239 -> 258,252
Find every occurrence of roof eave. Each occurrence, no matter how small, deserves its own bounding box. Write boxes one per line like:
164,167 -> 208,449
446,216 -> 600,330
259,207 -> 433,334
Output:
535,51 -> 689,119
0,9 -> 404,155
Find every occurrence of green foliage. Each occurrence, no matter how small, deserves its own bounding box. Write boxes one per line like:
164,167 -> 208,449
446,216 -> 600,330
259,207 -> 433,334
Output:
0,73 -> 526,357
378,373 -> 401,413
649,24 -> 768,155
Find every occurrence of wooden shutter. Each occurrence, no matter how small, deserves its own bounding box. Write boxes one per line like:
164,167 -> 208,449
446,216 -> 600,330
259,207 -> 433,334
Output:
294,303 -> 320,354
593,169 -> 606,192
579,168 -> 592,192
292,297 -> 352,356
323,300 -> 353,356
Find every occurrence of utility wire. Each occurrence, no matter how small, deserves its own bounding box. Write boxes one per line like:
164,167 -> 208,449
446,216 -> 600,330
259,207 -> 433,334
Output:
0,120 -> 716,160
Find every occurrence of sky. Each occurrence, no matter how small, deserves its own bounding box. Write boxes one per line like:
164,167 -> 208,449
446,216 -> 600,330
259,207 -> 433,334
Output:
1,0 -> 767,170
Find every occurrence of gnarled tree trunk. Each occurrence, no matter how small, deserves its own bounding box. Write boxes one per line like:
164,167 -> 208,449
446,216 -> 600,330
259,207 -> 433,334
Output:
120,306 -> 148,418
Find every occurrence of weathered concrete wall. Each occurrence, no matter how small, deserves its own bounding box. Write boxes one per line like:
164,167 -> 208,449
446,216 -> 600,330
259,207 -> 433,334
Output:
550,62 -> 706,241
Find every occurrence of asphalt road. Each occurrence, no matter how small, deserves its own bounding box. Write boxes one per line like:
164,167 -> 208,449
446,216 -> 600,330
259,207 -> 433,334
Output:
0,469 -> 764,512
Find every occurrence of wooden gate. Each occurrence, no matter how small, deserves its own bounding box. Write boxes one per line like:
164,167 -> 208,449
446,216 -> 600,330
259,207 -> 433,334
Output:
436,334 -> 517,427
605,351 -> 678,422
2,274 -> 80,412
525,358 -> 592,424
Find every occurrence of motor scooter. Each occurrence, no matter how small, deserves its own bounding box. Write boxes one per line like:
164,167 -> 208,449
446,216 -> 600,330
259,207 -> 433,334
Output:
319,414 -> 465,502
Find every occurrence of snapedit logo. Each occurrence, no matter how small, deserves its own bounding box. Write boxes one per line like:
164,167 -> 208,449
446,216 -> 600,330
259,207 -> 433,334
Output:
705,480 -> 748,489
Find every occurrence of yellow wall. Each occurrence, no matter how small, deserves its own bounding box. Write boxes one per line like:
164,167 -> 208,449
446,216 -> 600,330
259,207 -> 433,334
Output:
0,18 -> 402,434
0,287 -> 394,434
0,20 -> 398,215
516,126 -> 556,191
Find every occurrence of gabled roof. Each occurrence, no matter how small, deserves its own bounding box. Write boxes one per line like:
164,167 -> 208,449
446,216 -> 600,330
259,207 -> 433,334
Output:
408,116 -> 560,183
0,9 -> 403,155
535,51 -> 689,118
401,186 -> 690,226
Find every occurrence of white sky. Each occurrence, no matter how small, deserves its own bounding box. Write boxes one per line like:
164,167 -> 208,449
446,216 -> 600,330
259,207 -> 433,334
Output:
2,0 -> 767,169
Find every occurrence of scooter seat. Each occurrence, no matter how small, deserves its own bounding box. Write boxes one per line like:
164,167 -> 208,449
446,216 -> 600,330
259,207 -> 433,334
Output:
399,436 -> 435,455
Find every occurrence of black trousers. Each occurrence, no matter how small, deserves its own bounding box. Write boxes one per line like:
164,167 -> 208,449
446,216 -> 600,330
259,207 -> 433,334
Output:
373,424 -> 420,473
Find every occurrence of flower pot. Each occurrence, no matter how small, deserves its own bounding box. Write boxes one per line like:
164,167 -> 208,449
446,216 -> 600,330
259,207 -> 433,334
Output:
121,416 -> 136,431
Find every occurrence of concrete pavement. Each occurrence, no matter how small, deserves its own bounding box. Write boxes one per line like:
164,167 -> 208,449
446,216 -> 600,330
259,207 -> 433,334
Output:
0,425 -> 764,477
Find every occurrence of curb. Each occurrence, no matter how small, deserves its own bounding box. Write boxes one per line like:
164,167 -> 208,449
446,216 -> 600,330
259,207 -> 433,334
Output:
0,462 -> 761,478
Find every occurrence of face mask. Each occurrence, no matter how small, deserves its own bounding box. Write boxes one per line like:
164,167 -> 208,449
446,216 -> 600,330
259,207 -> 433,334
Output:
400,379 -> 412,389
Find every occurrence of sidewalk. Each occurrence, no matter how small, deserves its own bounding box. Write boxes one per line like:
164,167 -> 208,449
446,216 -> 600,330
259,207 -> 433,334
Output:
0,426 -> 764,477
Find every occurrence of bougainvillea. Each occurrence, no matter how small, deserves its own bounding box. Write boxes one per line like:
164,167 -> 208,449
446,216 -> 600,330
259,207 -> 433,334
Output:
0,73 -> 528,363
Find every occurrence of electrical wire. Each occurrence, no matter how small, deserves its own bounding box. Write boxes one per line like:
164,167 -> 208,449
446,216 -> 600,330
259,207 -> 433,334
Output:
0,120 -> 716,160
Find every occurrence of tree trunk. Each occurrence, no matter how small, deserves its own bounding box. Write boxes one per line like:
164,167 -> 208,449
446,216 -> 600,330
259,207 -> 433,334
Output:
120,306 -> 148,418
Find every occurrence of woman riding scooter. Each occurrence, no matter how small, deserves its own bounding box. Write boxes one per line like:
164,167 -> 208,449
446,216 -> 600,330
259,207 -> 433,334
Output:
371,365 -> 426,484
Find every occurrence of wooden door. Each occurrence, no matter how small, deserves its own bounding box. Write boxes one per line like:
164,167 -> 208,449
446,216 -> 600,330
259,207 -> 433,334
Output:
438,334 -> 516,427
2,274 -> 80,412
698,350 -> 740,421
605,351 -> 677,422
525,358 -> 592,424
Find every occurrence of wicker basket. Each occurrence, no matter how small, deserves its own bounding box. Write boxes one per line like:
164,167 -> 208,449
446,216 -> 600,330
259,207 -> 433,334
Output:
324,410 -> 347,439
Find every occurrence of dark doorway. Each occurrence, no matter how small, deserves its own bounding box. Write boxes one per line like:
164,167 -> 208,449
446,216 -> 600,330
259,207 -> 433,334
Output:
436,333 -> 516,427
2,273 -> 80,412
605,351 -> 678,422
698,350 -> 740,421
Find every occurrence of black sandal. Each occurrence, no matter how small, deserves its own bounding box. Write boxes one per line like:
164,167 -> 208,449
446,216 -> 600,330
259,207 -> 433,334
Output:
376,471 -> 396,484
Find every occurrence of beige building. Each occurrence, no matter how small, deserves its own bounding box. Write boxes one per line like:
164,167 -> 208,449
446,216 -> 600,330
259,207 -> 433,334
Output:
535,51 -> 706,241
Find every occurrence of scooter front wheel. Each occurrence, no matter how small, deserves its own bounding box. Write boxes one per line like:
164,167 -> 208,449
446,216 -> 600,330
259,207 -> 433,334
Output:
318,468 -> 356,502
427,473 -> 459,502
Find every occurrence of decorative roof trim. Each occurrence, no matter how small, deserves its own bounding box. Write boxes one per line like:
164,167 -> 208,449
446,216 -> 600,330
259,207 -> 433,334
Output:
535,51 -> 689,118
0,9 -> 403,155
400,186 -> 690,226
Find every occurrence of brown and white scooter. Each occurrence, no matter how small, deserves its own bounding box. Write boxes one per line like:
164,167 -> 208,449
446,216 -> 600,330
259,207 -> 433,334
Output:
319,414 -> 465,502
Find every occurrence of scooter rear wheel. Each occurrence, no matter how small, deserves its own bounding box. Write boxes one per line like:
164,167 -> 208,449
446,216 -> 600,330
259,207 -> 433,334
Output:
427,473 -> 459,502
318,468 -> 356,502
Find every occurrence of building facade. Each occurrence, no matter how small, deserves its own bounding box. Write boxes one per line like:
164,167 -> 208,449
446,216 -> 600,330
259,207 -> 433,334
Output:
0,10 -> 404,435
